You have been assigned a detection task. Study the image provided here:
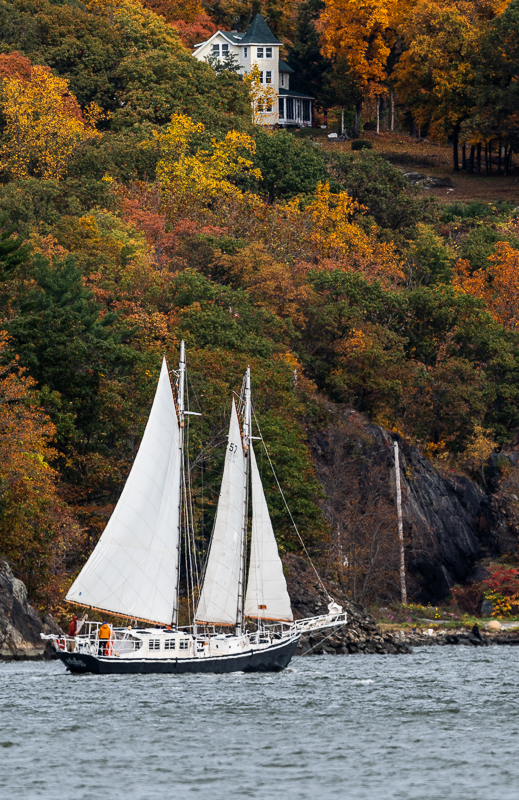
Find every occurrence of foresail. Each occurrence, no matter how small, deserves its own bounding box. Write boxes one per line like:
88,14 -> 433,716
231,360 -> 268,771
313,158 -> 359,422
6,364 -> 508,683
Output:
66,358 -> 181,625
244,445 -> 293,622
195,402 -> 245,625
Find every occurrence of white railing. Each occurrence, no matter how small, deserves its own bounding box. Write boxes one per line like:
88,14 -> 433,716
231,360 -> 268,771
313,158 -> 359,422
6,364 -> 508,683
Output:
291,611 -> 348,634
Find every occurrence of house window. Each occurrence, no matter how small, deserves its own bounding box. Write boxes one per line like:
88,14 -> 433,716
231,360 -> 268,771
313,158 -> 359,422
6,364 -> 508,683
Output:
266,104 -> 272,112
221,43 -> 229,54
149,639 -> 161,650
286,97 -> 294,119
280,73 -> 285,88
265,47 -> 272,58
164,639 -> 176,650
211,44 -> 220,55
278,97 -> 285,118
259,71 -> 264,84
243,47 -> 248,58
265,71 -> 272,84
179,639 -> 189,651
302,100 -> 311,122
257,47 -> 264,58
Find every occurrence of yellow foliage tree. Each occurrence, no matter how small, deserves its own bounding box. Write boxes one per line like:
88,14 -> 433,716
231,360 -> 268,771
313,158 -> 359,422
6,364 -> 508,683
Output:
0,65 -> 102,180
319,0 -> 404,99
243,63 -> 278,125
154,113 -> 261,209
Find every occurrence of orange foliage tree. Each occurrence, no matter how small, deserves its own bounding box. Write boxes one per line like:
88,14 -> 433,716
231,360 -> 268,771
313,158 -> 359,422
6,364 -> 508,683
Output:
0,333 -> 79,604
455,241 -> 519,330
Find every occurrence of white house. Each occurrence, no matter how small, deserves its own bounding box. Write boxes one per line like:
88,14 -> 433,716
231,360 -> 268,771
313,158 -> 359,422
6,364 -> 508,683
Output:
193,14 -> 313,127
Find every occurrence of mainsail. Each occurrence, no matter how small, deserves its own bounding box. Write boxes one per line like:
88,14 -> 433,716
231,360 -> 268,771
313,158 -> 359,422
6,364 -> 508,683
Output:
66,357 -> 181,625
244,445 -> 293,622
195,402 -> 245,625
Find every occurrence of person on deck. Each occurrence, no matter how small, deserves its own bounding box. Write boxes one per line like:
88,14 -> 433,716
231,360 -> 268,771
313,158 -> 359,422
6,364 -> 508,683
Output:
98,622 -> 112,655
67,615 -> 78,651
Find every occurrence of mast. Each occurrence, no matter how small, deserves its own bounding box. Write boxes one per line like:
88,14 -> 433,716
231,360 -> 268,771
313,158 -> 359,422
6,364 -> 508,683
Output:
236,367 -> 251,635
172,341 -> 186,627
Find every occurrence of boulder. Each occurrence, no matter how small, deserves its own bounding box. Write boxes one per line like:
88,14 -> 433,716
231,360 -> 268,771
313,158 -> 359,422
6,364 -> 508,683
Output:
487,619 -> 502,632
0,560 -> 62,659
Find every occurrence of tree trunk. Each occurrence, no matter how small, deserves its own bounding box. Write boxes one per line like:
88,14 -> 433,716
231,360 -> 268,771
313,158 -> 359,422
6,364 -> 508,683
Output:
485,144 -> 489,174
341,107 -> 344,135
488,141 -> 492,175
477,142 -> 482,174
498,140 -> 502,175
354,101 -> 362,135
468,145 -> 475,174
453,137 -> 459,171
462,142 -> 467,170
376,97 -> 380,135
390,90 -> 395,131
394,442 -> 407,606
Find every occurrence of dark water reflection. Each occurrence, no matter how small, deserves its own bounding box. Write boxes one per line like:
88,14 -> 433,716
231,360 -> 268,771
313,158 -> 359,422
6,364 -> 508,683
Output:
1,647 -> 518,799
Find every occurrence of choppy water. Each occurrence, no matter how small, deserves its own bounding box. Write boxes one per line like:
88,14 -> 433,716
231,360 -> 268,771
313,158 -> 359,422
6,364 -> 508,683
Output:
1,647 -> 518,800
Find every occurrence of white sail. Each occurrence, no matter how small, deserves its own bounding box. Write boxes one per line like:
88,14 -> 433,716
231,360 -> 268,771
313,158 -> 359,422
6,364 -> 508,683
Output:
196,402 -> 245,625
66,357 -> 181,625
244,445 -> 293,622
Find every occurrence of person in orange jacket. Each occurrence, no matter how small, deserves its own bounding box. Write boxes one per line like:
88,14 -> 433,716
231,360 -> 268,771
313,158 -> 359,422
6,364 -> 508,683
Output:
98,622 -> 112,656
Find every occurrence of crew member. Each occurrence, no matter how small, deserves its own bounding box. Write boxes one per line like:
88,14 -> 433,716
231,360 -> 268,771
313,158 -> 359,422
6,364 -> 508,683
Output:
67,614 -> 78,652
98,622 -> 112,655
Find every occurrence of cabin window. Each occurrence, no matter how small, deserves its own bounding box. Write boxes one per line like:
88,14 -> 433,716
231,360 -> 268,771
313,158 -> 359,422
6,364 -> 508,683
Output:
221,43 -> 229,54
149,639 -> 161,650
257,48 -> 264,58
265,71 -> 272,84
164,639 -> 176,650
302,100 -> 311,122
265,47 -> 272,58
278,97 -> 284,118
243,47 -> 248,58
212,44 -> 220,55
286,97 -> 294,119
179,639 -> 189,650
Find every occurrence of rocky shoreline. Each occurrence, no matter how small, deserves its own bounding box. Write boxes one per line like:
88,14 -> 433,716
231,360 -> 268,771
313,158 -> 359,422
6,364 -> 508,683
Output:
296,625 -> 519,656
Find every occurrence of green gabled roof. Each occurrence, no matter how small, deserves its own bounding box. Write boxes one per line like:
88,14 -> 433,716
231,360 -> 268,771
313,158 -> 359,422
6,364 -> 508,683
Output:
279,59 -> 294,73
240,14 -> 282,46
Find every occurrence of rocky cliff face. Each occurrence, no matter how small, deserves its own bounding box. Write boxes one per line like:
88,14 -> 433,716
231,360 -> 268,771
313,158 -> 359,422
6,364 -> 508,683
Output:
0,560 -> 62,659
309,406 -> 519,604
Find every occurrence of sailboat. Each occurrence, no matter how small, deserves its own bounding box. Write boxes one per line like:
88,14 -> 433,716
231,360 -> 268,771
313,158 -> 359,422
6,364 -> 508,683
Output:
43,345 -> 347,674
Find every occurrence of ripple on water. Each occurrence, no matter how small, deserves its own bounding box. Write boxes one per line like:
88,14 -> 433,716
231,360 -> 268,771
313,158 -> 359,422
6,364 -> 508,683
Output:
1,649 -> 519,800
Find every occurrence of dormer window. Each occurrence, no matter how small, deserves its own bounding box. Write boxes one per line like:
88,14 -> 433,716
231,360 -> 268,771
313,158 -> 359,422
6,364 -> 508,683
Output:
257,47 -> 264,58
265,47 -> 272,58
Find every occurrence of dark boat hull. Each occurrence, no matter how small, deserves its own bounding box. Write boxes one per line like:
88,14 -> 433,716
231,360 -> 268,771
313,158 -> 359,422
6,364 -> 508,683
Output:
57,634 -> 300,675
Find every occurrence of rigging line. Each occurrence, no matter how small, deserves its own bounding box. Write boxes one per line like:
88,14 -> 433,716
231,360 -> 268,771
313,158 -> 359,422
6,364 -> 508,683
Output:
290,623 -> 349,662
251,405 -> 333,603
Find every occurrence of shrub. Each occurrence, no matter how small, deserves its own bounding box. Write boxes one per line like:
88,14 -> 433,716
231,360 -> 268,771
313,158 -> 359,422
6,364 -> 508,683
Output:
482,565 -> 519,618
351,140 -> 373,151
451,583 -> 484,616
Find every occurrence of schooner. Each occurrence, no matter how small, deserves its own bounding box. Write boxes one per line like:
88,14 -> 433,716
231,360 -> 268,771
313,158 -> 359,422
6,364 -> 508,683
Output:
43,345 -> 347,674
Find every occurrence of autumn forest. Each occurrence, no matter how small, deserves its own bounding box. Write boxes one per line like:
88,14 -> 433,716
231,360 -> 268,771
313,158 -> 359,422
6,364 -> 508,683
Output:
1,0 -> 519,618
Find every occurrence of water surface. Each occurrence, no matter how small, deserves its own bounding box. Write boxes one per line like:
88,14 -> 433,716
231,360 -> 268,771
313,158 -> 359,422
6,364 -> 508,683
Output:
1,647 -> 517,799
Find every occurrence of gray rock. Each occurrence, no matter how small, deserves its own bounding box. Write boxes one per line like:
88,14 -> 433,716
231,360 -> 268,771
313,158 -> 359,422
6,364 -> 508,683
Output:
481,599 -> 494,616
0,560 -> 62,659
